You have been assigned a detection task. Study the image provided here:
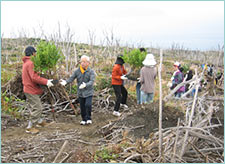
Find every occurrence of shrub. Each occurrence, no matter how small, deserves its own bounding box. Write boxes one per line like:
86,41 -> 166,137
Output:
95,74 -> 112,90
31,41 -> 63,76
122,48 -> 147,69
1,91 -> 25,118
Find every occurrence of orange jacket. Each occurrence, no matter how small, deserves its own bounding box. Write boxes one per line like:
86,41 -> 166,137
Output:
22,56 -> 48,95
111,64 -> 127,85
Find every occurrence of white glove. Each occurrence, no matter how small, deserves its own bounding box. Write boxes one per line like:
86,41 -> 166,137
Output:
60,79 -> 67,86
137,77 -> 141,83
167,82 -> 172,88
121,75 -> 128,80
79,82 -> 86,89
47,79 -> 54,88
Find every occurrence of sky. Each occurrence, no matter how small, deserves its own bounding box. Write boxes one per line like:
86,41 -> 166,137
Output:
1,1 -> 224,50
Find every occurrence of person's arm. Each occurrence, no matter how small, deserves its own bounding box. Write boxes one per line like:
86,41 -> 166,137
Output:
85,70 -> 96,87
122,65 -> 127,75
140,68 -> 144,84
66,69 -> 78,84
29,63 -> 48,85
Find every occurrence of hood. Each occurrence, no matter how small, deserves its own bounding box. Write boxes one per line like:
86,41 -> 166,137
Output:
22,56 -> 31,63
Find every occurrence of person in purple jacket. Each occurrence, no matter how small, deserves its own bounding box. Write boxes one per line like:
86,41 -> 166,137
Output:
171,61 -> 185,98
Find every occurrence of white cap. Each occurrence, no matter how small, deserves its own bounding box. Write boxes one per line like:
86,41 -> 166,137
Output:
173,61 -> 180,67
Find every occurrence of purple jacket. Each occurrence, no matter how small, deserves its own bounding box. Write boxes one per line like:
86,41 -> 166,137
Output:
172,70 -> 185,93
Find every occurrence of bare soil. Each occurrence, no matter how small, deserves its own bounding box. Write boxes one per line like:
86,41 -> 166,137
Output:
1,98 -> 223,163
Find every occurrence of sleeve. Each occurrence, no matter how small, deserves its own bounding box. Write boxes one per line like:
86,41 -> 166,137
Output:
29,63 -> 48,85
122,65 -> 127,75
86,70 -> 96,87
140,68 -> 144,84
66,69 -> 78,84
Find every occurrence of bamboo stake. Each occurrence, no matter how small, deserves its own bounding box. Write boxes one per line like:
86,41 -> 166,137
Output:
180,68 -> 200,158
158,49 -> 163,157
171,118 -> 180,163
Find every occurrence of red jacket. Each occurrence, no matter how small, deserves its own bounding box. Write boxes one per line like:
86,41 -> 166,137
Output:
111,64 -> 127,85
22,56 -> 48,95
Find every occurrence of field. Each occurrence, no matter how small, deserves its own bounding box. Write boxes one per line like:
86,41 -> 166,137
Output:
1,38 -> 224,163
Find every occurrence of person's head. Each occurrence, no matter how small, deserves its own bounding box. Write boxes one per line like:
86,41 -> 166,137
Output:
80,55 -> 90,69
173,61 -> 180,70
139,48 -> 146,52
115,54 -> 125,65
25,46 -> 36,56
142,53 -> 156,66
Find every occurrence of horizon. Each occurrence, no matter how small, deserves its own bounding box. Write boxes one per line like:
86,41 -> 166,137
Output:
1,1 -> 224,51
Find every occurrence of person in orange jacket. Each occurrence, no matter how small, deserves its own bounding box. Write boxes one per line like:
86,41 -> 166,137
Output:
22,46 -> 54,134
111,54 -> 128,117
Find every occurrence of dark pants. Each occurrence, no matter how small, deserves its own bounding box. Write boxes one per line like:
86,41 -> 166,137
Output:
79,96 -> 92,121
112,85 -> 128,112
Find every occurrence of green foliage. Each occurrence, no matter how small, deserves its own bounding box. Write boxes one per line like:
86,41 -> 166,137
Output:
94,147 -> 119,162
31,41 -> 63,74
1,70 -> 15,85
70,84 -> 78,94
180,63 -> 190,74
95,74 -> 112,90
122,48 -> 147,69
1,91 -> 25,118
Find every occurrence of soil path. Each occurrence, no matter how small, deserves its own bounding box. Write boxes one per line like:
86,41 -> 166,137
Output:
1,102 -> 185,163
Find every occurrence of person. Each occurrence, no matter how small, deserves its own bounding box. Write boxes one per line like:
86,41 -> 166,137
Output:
184,69 -> 193,93
136,48 -> 146,104
170,61 -> 185,98
60,55 -> 95,125
140,54 -> 157,104
111,54 -> 128,117
22,46 -> 54,134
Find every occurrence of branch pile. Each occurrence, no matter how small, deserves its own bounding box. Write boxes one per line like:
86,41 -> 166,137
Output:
94,94 -> 224,163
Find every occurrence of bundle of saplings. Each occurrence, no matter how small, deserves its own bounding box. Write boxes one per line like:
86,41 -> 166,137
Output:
122,48 -> 147,80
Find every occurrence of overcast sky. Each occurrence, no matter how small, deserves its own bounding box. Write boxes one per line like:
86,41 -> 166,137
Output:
1,1 -> 224,50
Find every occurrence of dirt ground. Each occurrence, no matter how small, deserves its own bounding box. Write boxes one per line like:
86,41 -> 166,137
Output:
1,98 -> 223,163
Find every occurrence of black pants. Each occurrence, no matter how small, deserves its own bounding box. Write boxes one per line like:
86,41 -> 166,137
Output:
79,96 -> 92,121
112,85 -> 128,112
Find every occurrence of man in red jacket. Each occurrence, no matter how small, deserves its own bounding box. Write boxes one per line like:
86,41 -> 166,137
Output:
111,55 -> 128,117
22,46 -> 54,134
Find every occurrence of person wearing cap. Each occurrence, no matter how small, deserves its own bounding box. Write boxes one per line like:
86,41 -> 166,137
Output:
22,46 -> 54,134
170,61 -> 185,98
139,54 -> 157,104
60,55 -> 95,125
111,54 -> 128,117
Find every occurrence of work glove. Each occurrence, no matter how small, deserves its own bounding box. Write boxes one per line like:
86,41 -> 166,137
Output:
121,75 -> 128,80
167,82 -> 172,88
60,79 -> 67,86
137,77 -> 141,83
47,79 -> 54,88
79,82 -> 86,89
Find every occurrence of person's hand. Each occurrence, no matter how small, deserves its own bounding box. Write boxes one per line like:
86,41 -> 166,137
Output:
60,79 -> 67,86
137,77 -> 141,83
79,82 -> 86,89
47,79 -> 54,88
121,75 -> 128,80
167,82 -> 172,88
